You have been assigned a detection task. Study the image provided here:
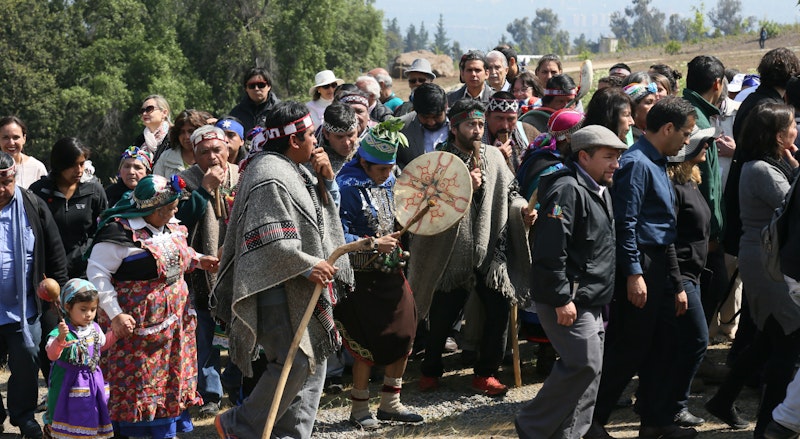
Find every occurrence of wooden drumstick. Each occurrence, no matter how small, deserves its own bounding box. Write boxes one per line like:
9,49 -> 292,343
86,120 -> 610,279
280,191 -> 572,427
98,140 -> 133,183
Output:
472,140 -> 482,169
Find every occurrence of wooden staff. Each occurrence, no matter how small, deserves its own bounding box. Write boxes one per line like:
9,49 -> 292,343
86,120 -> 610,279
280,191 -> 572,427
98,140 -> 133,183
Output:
262,238 -> 371,439
363,200 -> 436,271
318,178 -> 329,206
213,187 -> 223,218
510,304 -> 522,387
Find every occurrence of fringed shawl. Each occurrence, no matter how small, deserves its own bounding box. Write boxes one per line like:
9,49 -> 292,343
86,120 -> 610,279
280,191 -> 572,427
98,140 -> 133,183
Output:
212,153 -> 352,376
407,144 -> 530,320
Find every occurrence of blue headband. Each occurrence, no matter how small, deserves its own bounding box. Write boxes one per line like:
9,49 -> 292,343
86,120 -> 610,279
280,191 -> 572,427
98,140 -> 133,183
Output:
215,118 -> 245,140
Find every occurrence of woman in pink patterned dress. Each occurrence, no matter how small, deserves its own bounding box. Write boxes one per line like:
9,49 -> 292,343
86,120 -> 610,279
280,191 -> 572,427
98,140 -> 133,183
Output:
86,174 -> 219,438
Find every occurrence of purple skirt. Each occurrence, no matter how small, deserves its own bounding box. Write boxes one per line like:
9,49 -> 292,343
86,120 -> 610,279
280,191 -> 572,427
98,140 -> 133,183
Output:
50,361 -> 113,438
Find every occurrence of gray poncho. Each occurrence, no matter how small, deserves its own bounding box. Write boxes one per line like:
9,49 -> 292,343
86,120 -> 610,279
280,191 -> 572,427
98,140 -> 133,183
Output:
213,152 -> 353,375
407,144 -> 531,319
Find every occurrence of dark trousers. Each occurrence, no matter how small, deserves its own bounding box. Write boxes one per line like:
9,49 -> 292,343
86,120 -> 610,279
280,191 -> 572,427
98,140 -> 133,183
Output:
0,317 -> 42,426
673,280 -> 708,413
701,247 -> 729,326
594,246 -> 679,427
711,315 -> 800,436
422,272 -> 509,378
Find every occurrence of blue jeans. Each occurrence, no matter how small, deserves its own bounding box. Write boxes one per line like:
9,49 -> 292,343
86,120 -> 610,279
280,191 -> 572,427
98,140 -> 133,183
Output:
673,280 -> 708,413
195,308 -> 223,404
0,316 -> 41,426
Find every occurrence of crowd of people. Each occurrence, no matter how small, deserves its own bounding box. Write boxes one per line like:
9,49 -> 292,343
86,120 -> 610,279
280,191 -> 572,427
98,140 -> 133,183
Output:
2,44 -> 800,439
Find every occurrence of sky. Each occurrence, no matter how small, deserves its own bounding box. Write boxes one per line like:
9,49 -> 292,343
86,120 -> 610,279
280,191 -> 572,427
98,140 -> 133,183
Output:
373,0 -> 800,52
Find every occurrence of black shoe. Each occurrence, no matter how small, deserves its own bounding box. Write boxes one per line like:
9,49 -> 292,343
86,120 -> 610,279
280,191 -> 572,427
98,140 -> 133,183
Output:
19,419 -> 43,439
765,420 -> 800,439
674,409 -> 705,427
325,376 -> 344,394
376,408 -> 423,423
198,400 -> 220,417
704,397 -> 749,429
638,424 -> 698,439
584,421 -> 615,439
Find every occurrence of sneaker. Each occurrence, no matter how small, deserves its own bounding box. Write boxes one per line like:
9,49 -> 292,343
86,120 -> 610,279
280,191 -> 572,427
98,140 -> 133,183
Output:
444,336 -> 458,352
199,400 -> 220,417
418,375 -> 439,392
214,414 -> 238,439
471,375 -> 508,397
377,407 -> 423,423
349,413 -> 379,430
704,397 -> 749,429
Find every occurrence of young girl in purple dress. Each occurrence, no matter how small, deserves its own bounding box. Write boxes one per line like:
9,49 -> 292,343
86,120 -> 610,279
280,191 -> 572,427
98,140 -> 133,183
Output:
43,279 -> 117,439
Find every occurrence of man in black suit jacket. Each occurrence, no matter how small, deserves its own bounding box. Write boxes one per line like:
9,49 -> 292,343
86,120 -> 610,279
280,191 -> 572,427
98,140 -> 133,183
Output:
398,84 -> 449,169
446,50 -> 494,108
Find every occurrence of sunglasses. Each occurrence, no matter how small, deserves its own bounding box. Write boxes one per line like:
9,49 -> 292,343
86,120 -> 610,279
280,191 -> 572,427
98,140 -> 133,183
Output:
139,105 -> 157,115
319,83 -> 337,90
247,82 -> 269,90
408,78 -> 428,85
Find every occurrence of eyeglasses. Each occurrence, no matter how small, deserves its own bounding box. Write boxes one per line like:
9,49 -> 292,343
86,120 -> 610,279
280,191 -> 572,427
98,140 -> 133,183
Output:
247,82 -> 269,90
140,105 -> 157,115
408,78 -> 429,85
319,83 -> 337,90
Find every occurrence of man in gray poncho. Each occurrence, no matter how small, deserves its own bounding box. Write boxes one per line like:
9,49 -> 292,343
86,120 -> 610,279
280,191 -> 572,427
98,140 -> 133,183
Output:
409,98 -> 535,397
212,101 -> 352,439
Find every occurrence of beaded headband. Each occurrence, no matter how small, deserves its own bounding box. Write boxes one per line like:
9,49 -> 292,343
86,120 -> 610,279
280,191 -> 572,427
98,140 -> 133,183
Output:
323,121 -> 358,134
487,98 -> 519,114
449,109 -> 485,125
265,114 -> 313,140
543,88 -> 577,97
120,146 -> 153,171
339,94 -> 369,108
0,163 -> 16,178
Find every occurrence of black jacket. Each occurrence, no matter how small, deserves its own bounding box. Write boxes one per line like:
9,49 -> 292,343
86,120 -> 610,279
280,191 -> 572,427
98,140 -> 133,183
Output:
229,91 -> 281,134
530,163 -> 616,307
29,176 -> 108,278
370,101 -> 394,123
18,189 -> 69,304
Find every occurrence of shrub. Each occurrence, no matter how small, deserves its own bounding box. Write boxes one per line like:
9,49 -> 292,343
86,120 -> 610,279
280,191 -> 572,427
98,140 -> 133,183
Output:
664,40 -> 682,55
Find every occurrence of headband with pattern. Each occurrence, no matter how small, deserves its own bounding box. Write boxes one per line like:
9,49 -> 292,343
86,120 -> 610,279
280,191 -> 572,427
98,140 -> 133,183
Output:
265,114 -> 314,140
449,109 -> 485,125
192,130 -> 227,148
543,88 -> 577,97
487,98 -> 519,114
0,163 -> 16,178
339,94 -> 369,108
623,82 -> 658,102
323,120 -> 358,134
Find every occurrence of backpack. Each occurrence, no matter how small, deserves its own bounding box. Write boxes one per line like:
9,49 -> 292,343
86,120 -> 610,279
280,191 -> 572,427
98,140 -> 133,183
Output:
761,175 -> 800,282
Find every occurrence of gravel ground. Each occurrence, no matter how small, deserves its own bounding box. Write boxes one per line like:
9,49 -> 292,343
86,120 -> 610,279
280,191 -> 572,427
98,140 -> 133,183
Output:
0,338 -> 762,438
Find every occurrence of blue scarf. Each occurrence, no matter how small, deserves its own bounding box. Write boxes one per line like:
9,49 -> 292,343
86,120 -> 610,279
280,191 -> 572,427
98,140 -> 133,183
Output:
10,186 -> 35,347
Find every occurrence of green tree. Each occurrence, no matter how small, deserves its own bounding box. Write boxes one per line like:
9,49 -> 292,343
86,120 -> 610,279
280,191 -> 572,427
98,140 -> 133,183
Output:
325,0 -> 386,74
451,40 -> 462,59
506,9 -> 569,55
386,17 -> 404,61
405,23 -> 419,51
417,21 -> 429,51
667,13 -> 690,41
506,17 -> 534,54
432,14 -> 450,54
610,0 -> 667,47
708,0 -> 753,35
